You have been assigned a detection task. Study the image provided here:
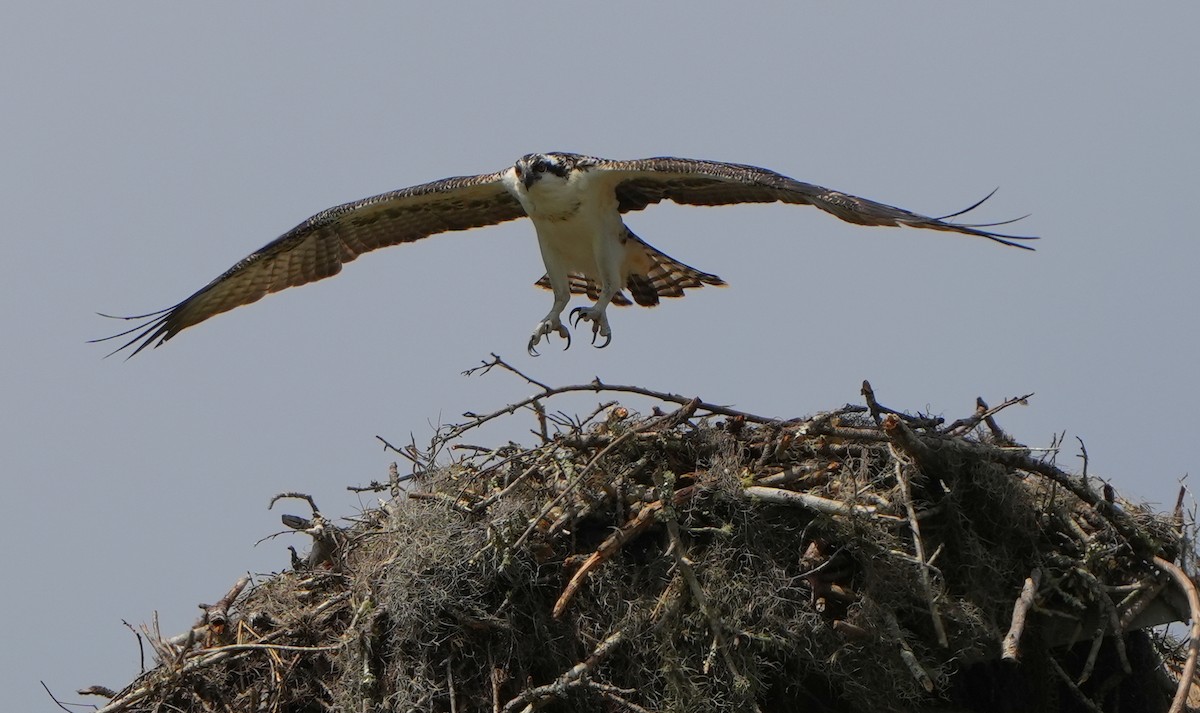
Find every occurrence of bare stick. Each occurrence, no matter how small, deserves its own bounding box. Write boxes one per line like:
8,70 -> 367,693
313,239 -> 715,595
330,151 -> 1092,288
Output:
122,619 -> 146,673
743,485 -> 897,520
1048,656 -> 1105,713
893,457 -> 948,648
268,492 -> 320,516
883,612 -> 934,692
501,630 -> 626,713
1118,578 -> 1168,630
657,472 -> 758,710
453,355 -> 785,440
1001,568 -> 1042,661
40,682 -> 76,713
553,486 -> 697,618
941,393 -> 1033,437
590,683 -> 655,713
861,380 -> 884,426
510,399 -> 700,553
1153,556 -> 1200,713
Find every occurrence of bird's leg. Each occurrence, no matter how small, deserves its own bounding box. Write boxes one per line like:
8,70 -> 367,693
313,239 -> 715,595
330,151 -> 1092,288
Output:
528,281 -> 572,356
568,299 -> 613,348
568,281 -> 618,349
569,237 -> 624,348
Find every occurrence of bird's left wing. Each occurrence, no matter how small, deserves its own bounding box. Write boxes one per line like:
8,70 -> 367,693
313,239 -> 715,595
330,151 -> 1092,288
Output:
96,170 -> 521,357
591,156 -> 1037,249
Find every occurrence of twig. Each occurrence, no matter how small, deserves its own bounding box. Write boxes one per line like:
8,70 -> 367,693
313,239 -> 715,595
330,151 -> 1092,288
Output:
122,619 -> 146,673
861,380 -> 884,426
347,461 -> 419,494
451,355 -> 784,440
832,620 -> 871,639
464,352 -> 552,392
883,612 -> 934,692
530,399 -> 550,443
1153,556 -> 1200,713
743,486 -> 897,520
753,462 -> 833,488
408,490 -> 474,515
40,682 -> 81,713
1071,566 -> 1130,682
1119,578 -> 1169,630
501,630 -> 626,713
893,456 -> 948,648
942,393 -> 1032,437
1001,568 -> 1042,661
1076,437 -> 1090,480
509,399 -> 700,554
1048,656 -> 1105,713
490,648 -> 505,713
553,486 -> 697,618
589,682 -> 655,713
658,472 -> 757,710
194,642 -> 340,654
268,492 -> 320,516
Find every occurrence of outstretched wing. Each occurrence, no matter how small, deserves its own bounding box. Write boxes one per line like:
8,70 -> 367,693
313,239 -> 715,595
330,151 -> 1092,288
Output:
592,157 -> 1037,249
96,170 -> 523,357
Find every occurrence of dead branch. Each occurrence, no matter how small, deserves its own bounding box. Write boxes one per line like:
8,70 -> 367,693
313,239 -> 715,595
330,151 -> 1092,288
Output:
452,354 -> 784,440
501,630 -> 626,713
942,393 -> 1032,438
658,470 -> 755,708
1154,556 -> 1200,713
893,456 -> 948,648
553,485 -> 698,618
743,485 -> 894,519
1001,568 -> 1042,662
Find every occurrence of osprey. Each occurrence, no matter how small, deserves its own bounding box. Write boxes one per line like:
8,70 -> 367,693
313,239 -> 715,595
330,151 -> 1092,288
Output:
97,152 -> 1035,357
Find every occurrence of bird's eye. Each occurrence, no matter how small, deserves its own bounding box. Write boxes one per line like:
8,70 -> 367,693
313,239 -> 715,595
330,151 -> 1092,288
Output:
534,159 -> 548,172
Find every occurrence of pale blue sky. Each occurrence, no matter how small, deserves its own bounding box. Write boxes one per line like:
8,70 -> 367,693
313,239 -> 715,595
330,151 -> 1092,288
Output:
4,4 -> 1198,709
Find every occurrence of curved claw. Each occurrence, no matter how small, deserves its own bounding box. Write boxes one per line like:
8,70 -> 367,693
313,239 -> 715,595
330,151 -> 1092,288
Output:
593,332 -> 612,349
569,306 -> 586,327
528,322 -> 572,357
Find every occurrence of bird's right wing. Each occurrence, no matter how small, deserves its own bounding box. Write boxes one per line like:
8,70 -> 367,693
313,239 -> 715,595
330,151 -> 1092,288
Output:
96,170 -> 523,357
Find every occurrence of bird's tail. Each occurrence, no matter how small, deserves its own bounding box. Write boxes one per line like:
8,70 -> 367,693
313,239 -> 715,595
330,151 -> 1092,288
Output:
533,231 -> 725,307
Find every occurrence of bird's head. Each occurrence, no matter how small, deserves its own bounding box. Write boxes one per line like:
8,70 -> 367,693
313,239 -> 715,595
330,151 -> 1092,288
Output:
514,152 -> 584,190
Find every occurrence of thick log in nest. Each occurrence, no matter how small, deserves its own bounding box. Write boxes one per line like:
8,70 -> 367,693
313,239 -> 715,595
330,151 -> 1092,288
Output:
70,358 -> 1199,713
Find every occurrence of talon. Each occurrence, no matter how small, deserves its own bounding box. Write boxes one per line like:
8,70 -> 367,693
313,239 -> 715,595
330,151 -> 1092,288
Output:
529,319 -> 573,356
595,333 -> 611,349
569,306 -> 586,327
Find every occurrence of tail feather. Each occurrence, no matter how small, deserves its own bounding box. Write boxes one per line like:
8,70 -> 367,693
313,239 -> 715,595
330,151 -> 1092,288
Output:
532,230 -> 725,307
624,232 -> 724,306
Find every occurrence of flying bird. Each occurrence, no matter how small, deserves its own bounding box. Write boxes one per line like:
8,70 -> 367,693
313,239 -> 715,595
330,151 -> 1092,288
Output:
97,152 -> 1035,357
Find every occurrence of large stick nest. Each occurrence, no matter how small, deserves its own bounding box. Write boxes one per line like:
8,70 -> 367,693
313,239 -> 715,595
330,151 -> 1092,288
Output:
78,363 -> 1198,713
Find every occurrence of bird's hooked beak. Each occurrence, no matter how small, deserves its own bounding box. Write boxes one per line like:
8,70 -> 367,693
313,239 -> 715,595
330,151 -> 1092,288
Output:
516,161 -> 540,190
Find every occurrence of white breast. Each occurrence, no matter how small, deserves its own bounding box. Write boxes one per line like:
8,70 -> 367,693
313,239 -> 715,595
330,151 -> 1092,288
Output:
503,168 -> 625,278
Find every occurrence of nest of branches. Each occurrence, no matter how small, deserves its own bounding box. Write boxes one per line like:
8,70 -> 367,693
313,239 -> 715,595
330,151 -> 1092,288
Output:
76,359 -> 1199,713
